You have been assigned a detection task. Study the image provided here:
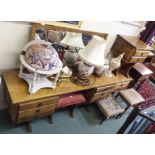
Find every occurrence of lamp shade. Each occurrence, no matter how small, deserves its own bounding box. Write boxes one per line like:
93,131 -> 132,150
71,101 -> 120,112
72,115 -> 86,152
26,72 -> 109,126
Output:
78,35 -> 106,67
61,32 -> 84,48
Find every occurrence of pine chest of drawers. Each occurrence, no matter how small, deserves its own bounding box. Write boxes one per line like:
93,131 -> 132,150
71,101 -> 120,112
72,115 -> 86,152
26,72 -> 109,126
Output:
111,35 -> 154,76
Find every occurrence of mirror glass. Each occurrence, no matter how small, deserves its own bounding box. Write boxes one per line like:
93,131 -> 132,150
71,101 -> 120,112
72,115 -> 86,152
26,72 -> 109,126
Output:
34,28 -> 93,63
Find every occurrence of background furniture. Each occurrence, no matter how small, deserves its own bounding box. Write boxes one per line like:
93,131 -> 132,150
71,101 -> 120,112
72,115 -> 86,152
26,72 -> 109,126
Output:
117,78 -> 155,133
129,63 -> 153,87
117,88 -> 145,117
97,95 -> 125,125
117,104 -> 155,134
111,35 -> 154,77
2,69 -> 132,132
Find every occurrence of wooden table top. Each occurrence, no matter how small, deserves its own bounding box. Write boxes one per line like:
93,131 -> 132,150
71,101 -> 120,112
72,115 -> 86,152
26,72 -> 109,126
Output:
2,69 -> 132,104
119,35 -> 154,51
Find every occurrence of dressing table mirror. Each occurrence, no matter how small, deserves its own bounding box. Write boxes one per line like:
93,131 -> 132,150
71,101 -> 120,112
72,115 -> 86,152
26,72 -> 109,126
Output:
31,23 -> 108,64
30,23 -> 108,85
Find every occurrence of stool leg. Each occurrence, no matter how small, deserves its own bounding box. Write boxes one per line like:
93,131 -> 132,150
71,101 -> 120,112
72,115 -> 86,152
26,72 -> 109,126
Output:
68,106 -> 75,118
84,104 -> 89,113
26,121 -> 32,133
99,117 -> 106,125
48,114 -> 53,124
119,105 -> 130,118
115,113 -> 122,119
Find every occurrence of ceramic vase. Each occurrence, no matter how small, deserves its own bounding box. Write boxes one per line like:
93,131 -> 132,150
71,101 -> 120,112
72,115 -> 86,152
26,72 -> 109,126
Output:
94,65 -> 109,77
105,53 -> 124,77
78,61 -> 94,79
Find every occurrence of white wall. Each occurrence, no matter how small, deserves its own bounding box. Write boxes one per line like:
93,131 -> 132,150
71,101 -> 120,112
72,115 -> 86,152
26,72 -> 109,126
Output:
0,21 -> 143,109
81,21 -> 143,57
0,22 -> 31,109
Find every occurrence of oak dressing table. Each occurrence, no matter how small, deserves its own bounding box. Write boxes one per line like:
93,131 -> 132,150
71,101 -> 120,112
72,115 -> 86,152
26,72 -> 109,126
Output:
2,69 -> 132,132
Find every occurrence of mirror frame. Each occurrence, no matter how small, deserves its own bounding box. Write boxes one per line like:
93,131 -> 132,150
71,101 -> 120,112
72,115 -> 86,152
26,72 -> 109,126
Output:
30,23 -> 108,41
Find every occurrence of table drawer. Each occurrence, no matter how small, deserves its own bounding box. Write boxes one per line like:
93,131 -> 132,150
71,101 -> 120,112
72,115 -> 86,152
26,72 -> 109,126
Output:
134,50 -> 149,57
93,90 -> 113,98
89,95 -> 109,103
17,105 -> 55,123
115,81 -> 130,89
96,85 -> 115,93
126,56 -> 146,63
19,96 -> 59,111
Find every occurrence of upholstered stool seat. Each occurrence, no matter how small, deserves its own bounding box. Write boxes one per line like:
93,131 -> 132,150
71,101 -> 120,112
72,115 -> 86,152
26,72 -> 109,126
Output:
57,92 -> 86,108
97,95 -> 125,125
56,92 -> 86,118
119,88 -> 145,106
115,88 -> 145,119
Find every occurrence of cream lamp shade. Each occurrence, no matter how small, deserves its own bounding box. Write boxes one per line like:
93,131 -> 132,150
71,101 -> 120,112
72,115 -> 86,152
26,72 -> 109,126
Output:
61,32 -> 85,48
78,35 -> 106,67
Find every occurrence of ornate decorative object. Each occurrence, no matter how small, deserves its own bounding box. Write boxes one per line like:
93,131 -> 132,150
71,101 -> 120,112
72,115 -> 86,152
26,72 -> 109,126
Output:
105,53 -> 124,77
19,40 -> 63,94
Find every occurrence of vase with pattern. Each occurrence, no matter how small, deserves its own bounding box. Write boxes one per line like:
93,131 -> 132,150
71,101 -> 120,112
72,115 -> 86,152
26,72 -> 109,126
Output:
105,53 -> 124,77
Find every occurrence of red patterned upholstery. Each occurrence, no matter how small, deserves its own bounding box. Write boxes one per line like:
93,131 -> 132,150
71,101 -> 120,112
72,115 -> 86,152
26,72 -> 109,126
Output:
56,92 -> 86,108
137,80 -> 155,101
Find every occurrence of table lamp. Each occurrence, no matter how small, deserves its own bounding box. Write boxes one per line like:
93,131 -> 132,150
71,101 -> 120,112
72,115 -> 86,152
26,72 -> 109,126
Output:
61,32 -> 85,65
77,35 -> 106,79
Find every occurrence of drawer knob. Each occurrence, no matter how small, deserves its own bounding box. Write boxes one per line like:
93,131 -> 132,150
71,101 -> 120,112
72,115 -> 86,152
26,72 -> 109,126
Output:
101,93 -> 104,96
38,103 -> 42,107
36,109 -> 40,113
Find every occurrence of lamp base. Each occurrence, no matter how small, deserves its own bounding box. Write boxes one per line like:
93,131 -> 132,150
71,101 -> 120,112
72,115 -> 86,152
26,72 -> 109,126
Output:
70,73 -> 90,86
76,72 -> 88,80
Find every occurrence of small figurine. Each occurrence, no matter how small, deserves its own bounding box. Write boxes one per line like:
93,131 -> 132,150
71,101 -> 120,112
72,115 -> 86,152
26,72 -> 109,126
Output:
105,53 -> 124,77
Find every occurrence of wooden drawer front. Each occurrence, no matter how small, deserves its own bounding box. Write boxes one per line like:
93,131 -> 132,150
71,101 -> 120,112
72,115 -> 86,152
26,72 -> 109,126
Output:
17,105 -> 55,123
115,81 -> 129,89
126,56 -> 146,63
96,85 -> 115,93
93,90 -> 113,98
19,96 -> 59,111
89,95 -> 109,103
115,81 -> 130,91
134,50 -> 149,57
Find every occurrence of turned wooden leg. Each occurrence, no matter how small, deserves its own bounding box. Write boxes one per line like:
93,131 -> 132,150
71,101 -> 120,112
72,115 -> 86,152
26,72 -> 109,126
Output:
118,105 -> 130,118
48,114 -> 53,124
26,121 -> 32,133
99,117 -> 106,125
115,114 -> 122,119
68,106 -> 75,118
84,104 -> 89,113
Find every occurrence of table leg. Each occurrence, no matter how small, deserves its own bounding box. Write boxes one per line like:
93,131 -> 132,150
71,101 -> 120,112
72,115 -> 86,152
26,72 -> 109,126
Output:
48,114 -> 53,124
68,106 -> 75,118
26,121 -> 32,133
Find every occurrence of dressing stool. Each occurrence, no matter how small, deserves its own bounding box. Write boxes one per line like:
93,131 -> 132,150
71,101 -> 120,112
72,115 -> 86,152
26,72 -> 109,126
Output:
54,92 -> 86,121
97,95 -> 125,125
117,88 -> 145,117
